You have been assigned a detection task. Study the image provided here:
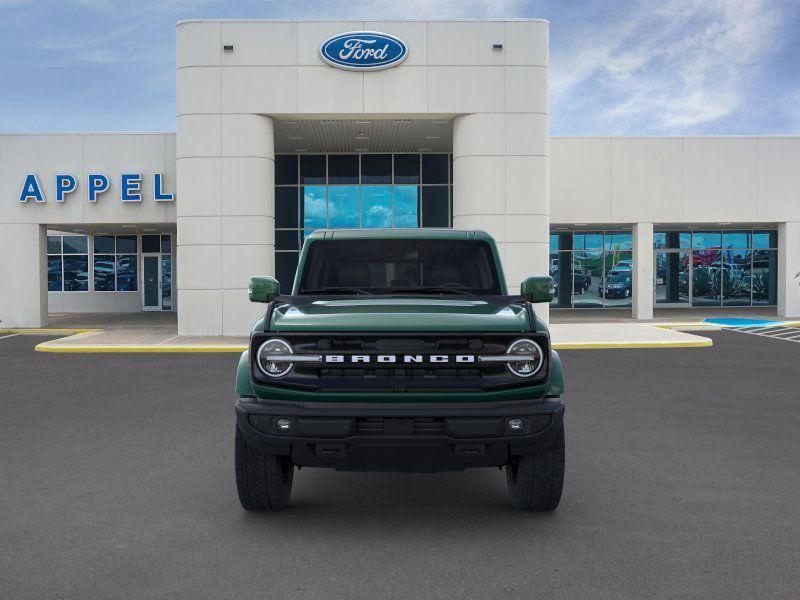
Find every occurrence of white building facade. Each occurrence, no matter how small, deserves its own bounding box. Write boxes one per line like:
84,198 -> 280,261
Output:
0,19 -> 798,334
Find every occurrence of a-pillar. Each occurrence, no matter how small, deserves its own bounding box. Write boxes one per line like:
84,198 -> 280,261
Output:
177,114 -> 275,335
632,222 -> 654,320
0,224 -> 47,327
452,113 -> 550,321
778,221 -> 800,318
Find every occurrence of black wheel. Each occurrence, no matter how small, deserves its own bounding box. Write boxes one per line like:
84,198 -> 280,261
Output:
235,424 -> 294,511
506,424 -> 565,511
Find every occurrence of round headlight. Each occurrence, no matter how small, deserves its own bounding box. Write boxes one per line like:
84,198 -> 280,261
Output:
256,338 -> 293,378
506,338 -> 544,378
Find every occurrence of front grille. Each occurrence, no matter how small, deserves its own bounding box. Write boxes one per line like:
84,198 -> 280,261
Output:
252,332 -> 549,391
320,368 -> 483,379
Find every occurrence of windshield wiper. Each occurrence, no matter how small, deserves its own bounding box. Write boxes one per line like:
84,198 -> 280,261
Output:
300,287 -> 374,295
394,286 -> 474,296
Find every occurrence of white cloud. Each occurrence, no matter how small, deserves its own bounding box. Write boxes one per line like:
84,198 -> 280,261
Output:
551,0 -> 791,133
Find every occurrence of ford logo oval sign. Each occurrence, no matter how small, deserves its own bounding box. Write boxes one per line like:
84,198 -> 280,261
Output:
319,31 -> 408,71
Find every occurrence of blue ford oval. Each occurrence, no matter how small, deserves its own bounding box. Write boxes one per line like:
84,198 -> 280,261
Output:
319,31 -> 408,71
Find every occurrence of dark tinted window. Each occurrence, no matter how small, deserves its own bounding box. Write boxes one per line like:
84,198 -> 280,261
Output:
361,154 -> 391,184
276,252 -> 299,294
62,235 -> 88,254
394,154 -> 420,184
275,230 -> 299,251
47,235 -> 62,254
141,234 -> 160,253
328,155 -> 359,184
422,154 -> 448,184
116,235 -> 137,253
94,235 -> 115,253
300,155 -> 326,184
421,186 -> 449,227
299,239 -> 501,295
275,155 -> 298,185
275,187 -> 299,228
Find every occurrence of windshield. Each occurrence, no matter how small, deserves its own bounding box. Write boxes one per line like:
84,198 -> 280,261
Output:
297,239 -> 502,295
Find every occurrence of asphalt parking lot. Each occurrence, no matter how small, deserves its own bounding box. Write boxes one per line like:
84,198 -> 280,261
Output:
1,331 -> 799,599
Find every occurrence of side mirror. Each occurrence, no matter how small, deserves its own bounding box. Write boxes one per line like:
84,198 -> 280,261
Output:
521,276 -> 554,303
249,276 -> 280,303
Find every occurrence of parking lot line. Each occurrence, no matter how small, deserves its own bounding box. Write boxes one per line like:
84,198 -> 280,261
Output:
0,333 -> 21,341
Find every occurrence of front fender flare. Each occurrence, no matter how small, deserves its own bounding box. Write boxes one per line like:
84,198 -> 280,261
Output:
547,350 -> 564,397
235,350 -> 254,397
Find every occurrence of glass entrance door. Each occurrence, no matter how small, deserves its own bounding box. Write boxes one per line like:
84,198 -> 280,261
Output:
142,255 -> 161,311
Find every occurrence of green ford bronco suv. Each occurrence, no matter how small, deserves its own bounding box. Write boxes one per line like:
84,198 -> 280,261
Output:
234,229 -> 564,511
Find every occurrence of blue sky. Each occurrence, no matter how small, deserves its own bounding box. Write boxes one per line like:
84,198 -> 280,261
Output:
1,0 -> 798,135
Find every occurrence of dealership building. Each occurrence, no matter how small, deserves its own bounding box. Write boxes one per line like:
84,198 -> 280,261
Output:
1,19 -> 799,335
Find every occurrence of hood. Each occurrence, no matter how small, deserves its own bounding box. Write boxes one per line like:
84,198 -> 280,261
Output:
268,297 -> 531,332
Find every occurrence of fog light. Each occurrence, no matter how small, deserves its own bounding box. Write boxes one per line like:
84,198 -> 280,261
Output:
276,418 -> 293,432
508,418 -> 525,432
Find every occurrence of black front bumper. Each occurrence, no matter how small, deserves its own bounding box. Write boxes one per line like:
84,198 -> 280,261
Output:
235,398 -> 564,472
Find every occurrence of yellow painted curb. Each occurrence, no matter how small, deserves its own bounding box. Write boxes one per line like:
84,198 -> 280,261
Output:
35,343 -> 247,353
0,328 -> 100,335
552,339 -> 713,350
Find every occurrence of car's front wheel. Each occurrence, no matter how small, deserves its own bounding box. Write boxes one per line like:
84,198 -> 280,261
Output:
506,424 -> 565,511
235,425 -> 294,511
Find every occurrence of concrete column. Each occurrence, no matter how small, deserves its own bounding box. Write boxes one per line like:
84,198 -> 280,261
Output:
778,221 -> 800,318
0,224 -> 47,327
452,113 -> 550,321
177,114 -> 275,336
632,222 -> 654,320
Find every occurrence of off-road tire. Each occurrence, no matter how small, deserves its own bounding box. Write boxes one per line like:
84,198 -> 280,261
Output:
235,425 -> 294,511
506,424 -> 565,511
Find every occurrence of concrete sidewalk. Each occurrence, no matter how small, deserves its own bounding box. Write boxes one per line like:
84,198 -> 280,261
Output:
4,312 -> 715,352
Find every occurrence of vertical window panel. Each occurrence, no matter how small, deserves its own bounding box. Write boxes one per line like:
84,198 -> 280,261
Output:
93,255 -> 116,291
421,186 -> 449,227
328,186 -> 360,228
394,186 -> 419,228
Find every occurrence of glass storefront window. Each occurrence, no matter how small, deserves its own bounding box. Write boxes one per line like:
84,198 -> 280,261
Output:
116,256 -> 137,291
276,153 -> 453,292
394,185 -> 419,228
653,229 -> 777,307
362,186 -> 393,228
327,186 -> 359,228
302,186 -> 326,230
63,255 -> 89,291
655,251 -> 690,305
47,256 -> 62,291
47,234 -> 88,292
573,250 -> 603,307
692,231 -> 721,249
93,255 -> 116,291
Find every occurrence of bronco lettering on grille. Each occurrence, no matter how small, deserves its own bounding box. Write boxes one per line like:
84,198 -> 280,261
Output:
323,354 -> 476,364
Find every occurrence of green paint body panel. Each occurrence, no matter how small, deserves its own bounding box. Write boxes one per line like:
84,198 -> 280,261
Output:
240,229 -> 562,403
270,298 -> 531,333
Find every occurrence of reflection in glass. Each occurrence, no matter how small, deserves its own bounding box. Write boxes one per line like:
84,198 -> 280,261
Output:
722,231 -> 750,249
604,250 -> 633,307
722,249 -> 751,306
47,235 -> 61,254
654,231 -> 690,249
692,231 -> 721,249
691,250 -> 721,306
604,232 -> 632,251
62,235 -> 88,254
302,186 -> 326,230
574,233 -> 603,250
394,186 -> 419,228
117,255 -> 137,291
327,186 -> 359,228
94,235 -> 115,253
752,231 -> 778,249
655,251 -> 690,305
63,255 -> 88,291
94,255 -> 116,291
116,235 -> 137,254
362,186 -> 392,228
47,256 -> 62,291
572,250 -> 603,308
161,255 -> 172,310
752,249 -> 777,305
161,235 -> 172,254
